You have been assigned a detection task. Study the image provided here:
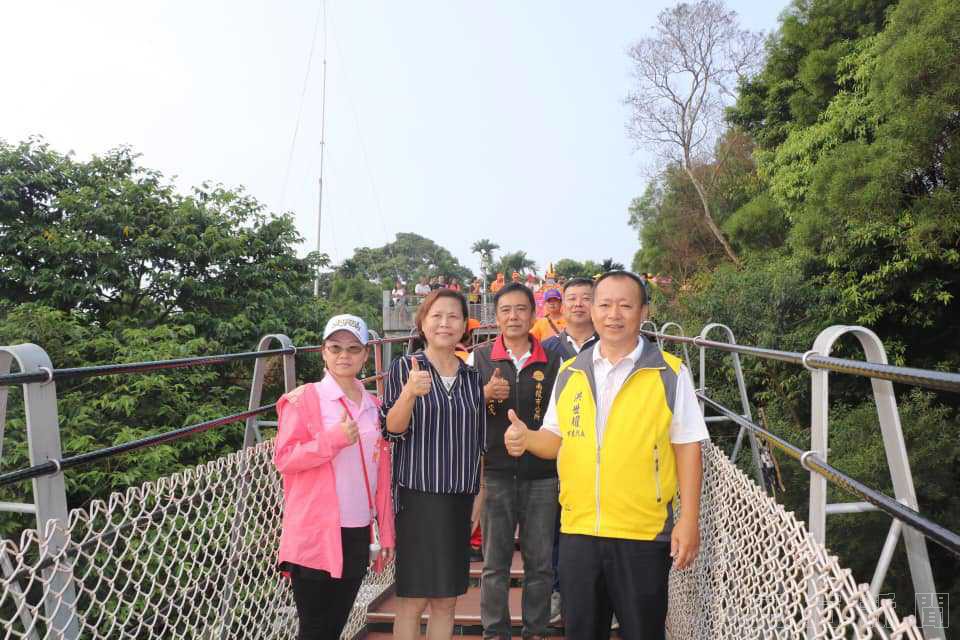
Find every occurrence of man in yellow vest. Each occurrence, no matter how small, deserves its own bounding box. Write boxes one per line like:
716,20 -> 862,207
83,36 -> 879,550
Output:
504,271 -> 707,640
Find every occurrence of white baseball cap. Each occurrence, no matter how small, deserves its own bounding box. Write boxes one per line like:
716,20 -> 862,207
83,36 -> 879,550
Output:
322,314 -> 369,345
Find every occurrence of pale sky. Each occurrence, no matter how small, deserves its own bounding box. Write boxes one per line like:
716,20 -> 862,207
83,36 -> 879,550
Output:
1,0 -> 784,277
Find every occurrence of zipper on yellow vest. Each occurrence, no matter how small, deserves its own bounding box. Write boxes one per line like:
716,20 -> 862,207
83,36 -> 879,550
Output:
595,446 -> 601,534
653,443 -> 662,503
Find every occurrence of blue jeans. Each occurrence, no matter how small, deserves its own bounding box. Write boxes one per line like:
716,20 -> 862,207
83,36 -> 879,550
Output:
481,474 -> 558,639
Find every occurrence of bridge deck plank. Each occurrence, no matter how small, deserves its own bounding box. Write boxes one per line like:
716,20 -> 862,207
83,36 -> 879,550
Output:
366,550 -> 565,637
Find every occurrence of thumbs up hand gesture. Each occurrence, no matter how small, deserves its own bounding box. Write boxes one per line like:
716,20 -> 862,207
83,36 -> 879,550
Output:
340,409 -> 359,445
504,409 -> 529,457
484,368 -> 511,402
403,356 -> 432,398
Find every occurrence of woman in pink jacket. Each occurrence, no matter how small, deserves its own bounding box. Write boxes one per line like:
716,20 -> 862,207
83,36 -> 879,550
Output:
274,314 -> 395,640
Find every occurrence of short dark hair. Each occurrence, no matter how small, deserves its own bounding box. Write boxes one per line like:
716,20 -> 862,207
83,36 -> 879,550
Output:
562,277 -> 594,293
494,282 -> 536,309
415,289 -> 469,342
593,270 -> 648,305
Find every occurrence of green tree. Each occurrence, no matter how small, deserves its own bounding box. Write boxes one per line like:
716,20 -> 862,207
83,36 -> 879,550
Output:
0,138 -> 332,538
628,131 -> 762,281
740,0 -> 960,362
470,238 -> 499,280
600,258 -> 625,272
0,138 -> 328,344
554,259 -> 602,279
316,271 -> 383,329
492,250 -> 537,276
728,0 -> 896,147
635,0 -> 960,626
626,0 -> 764,266
338,232 -> 473,286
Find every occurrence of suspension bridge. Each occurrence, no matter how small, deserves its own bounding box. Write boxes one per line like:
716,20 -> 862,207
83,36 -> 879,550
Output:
0,315 -> 957,639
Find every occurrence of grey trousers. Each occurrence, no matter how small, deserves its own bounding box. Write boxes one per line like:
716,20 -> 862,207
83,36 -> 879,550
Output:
481,474 -> 559,639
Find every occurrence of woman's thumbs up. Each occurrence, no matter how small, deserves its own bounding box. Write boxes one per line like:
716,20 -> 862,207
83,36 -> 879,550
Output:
484,367 -> 511,401
403,356 -> 432,397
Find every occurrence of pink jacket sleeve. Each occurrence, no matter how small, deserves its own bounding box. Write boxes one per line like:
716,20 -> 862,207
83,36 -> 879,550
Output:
273,392 -> 351,474
372,439 -> 395,573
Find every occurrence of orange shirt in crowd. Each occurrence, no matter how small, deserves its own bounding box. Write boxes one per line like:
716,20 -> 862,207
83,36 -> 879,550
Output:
530,316 -> 566,342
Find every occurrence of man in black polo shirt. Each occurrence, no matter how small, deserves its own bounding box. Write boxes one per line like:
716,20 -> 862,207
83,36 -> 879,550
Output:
468,282 -> 562,640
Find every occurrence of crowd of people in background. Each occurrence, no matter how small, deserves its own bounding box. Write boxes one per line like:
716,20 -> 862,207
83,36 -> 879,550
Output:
390,264 -> 654,316
391,264 -> 657,316
395,275 -> 479,305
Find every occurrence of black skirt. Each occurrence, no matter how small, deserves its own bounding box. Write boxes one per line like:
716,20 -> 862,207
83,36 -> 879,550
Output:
395,487 -> 473,598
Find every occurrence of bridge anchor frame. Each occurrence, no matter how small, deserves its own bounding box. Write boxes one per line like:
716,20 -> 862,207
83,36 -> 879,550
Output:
0,343 -> 79,639
695,323 -> 766,490
806,325 -> 943,638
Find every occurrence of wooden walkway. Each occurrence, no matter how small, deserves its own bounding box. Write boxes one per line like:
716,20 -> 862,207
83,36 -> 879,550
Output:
364,550 -> 566,638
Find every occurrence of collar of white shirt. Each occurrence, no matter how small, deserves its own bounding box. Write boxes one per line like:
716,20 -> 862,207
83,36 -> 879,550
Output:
565,332 -> 594,354
592,337 -> 644,369
507,348 -> 532,370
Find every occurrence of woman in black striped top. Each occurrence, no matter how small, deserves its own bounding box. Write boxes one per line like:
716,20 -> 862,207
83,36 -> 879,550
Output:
381,288 -> 486,640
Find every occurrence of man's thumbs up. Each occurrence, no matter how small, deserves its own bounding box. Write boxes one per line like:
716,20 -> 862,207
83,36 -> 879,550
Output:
484,367 -> 511,402
410,357 -> 420,372
504,409 -> 529,457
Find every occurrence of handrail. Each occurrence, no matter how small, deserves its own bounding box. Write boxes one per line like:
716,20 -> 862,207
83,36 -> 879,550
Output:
0,348 -> 295,386
0,334 -> 423,387
699,394 -> 960,557
465,336 -> 496,352
0,404 -> 276,486
641,330 -> 960,393
5,328 -> 949,404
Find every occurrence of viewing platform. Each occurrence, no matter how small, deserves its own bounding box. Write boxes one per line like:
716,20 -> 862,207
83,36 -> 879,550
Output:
381,290 -> 498,338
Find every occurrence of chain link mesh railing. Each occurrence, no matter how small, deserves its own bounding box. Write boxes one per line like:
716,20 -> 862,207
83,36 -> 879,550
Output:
0,440 -> 394,640
668,441 -> 925,639
0,437 -> 930,639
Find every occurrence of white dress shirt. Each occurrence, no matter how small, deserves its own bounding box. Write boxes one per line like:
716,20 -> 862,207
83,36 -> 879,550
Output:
541,338 -> 708,445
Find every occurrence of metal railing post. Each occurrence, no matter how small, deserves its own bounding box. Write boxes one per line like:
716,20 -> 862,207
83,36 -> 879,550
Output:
657,322 -> 693,372
640,320 -> 659,348
806,325 -> 943,638
0,344 -> 79,638
380,332 -> 394,379
696,324 -> 765,489
382,290 -> 392,332
369,330 -> 385,398
243,334 -> 296,448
